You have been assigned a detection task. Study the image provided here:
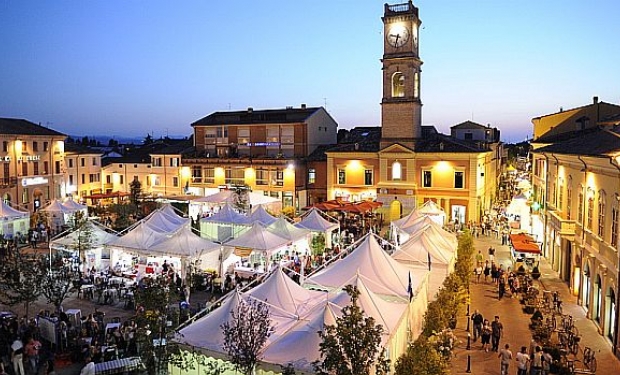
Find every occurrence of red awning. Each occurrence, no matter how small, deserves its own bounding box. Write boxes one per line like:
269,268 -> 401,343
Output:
510,233 -> 541,254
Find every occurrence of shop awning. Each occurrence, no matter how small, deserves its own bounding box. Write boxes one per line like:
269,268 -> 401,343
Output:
510,233 -> 541,254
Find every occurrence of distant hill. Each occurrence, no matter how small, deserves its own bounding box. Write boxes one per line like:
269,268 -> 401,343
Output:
68,134 -> 189,145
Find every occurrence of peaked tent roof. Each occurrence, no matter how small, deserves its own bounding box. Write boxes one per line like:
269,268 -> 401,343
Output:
392,228 -> 455,266
50,221 -> 118,249
399,216 -> 457,249
41,200 -> 71,215
294,208 -> 339,232
304,234 -> 425,299
266,217 -> 310,242
391,209 -> 422,229
193,190 -> 235,204
248,205 -> 277,226
246,267 -> 325,319
415,200 -> 445,215
201,204 -> 252,225
148,226 -> 220,258
224,222 -> 290,252
143,205 -> 190,233
61,199 -> 88,213
0,201 -> 29,219
107,222 -> 168,253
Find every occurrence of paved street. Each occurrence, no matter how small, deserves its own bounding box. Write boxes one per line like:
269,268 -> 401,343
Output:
450,232 -> 620,374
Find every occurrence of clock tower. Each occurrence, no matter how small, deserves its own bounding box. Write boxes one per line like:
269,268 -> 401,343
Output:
380,1 -> 422,149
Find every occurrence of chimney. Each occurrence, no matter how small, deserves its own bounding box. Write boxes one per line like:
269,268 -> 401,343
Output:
247,107 -> 253,113
593,96 -> 599,104
301,103 -> 307,109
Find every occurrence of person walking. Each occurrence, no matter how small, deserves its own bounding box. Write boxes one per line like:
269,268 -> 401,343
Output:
498,343 -> 513,375
11,338 -> 25,375
483,260 -> 490,283
491,315 -> 503,352
471,310 -> 484,342
481,319 -> 492,352
531,346 -> 544,375
475,250 -> 484,267
516,346 -> 530,375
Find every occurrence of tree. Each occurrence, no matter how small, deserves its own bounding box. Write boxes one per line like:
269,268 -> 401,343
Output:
394,337 -> 448,375
69,211 -> 95,266
221,297 -> 273,375
0,249 -> 46,317
133,276 -> 180,375
314,285 -> 390,375
231,185 -> 250,214
130,179 -> 143,207
40,254 -> 80,312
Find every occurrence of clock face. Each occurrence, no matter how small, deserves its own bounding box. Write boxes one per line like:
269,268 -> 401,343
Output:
387,24 -> 410,48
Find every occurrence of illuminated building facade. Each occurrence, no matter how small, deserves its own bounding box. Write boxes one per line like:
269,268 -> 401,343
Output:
63,143 -> 103,202
326,1 -> 500,224
531,104 -> 620,354
0,118 -> 66,212
185,106 -> 338,209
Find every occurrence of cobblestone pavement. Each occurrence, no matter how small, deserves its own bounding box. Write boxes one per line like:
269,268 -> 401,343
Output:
450,232 -> 620,374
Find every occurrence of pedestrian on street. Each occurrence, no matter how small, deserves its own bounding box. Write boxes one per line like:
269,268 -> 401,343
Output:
11,338 -> 25,375
516,346 -> 530,375
488,246 -> 495,262
498,276 -> 506,300
491,315 -> 503,352
483,260 -> 490,283
475,250 -> 484,267
491,262 -> 498,283
531,346 -> 544,375
498,343 -> 513,375
471,310 -> 484,341
481,319 -> 492,352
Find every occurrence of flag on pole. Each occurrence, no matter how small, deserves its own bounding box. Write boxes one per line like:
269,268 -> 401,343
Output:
407,271 -> 413,302
427,251 -> 432,271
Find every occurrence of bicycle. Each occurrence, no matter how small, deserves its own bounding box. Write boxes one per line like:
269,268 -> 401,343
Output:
582,347 -> 597,372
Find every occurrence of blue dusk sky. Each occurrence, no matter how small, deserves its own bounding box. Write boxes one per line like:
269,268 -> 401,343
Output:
1,0 -> 619,143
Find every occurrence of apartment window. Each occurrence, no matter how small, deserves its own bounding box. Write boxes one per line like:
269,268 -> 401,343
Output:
216,126 -> 228,138
33,162 -> 39,175
22,141 -> 27,152
275,169 -> 284,186
152,176 -> 161,186
67,159 -> 74,168
391,161 -> 402,180
33,142 -> 38,152
172,176 -> 179,187
238,128 -> 250,145
267,127 -> 279,143
256,169 -> 268,186
22,162 -> 28,176
587,197 -> 594,230
578,190 -> 584,223
2,141 -> 7,152
204,168 -> 215,184
612,204 -> 619,248
4,164 -> 9,180
152,157 -> 162,167
558,180 -> 564,209
43,142 -> 49,151
120,175 -> 124,185
338,169 -> 346,184
364,169 -> 373,185
92,157 -> 97,166
423,170 -> 432,188
464,133 -> 473,140
81,174 -> 86,184
90,173 -> 100,183
170,158 -> 179,167
308,169 -> 316,184
22,188 -> 29,204
69,175 -> 74,185
146,176 -> 151,186
55,161 -> 61,174
567,184 -> 572,220
192,166 -> 202,183
454,171 -> 464,189
598,191 -> 606,238
225,168 -> 245,185
106,175 -> 111,184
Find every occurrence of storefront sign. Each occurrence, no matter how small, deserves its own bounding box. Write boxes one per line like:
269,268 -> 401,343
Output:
22,177 -> 48,186
18,155 -> 41,161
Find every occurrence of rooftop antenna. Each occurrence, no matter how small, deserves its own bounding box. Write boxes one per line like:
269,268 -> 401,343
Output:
323,97 -> 327,109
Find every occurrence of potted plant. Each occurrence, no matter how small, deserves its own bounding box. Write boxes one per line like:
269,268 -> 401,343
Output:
531,265 -> 541,280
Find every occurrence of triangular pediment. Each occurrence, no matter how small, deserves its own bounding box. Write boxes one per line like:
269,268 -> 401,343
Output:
379,143 -> 414,155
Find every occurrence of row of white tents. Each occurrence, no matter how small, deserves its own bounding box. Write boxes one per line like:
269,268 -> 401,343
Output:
171,200 -> 458,375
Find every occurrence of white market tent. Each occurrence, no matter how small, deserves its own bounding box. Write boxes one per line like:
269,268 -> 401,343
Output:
414,200 -> 446,225
142,204 -> 190,233
200,204 -> 252,242
148,226 -> 220,259
0,201 -> 29,237
49,220 -> 119,270
194,190 -> 235,204
62,199 -> 88,215
107,222 -> 169,254
192,190 -> 282,215
294,208 -> 339,249
393,214 -> 457,247
266,217 -> 310,242
304,234 -> 428,301
248,205 -> 277,226
224,222 -> 290,259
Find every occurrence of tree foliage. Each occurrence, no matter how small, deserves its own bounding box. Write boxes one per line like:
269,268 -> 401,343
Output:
221,296 -> 272,375
395,337 -> 447,375
40,254 -> 80,311
314,285 -> 390,375
0,249 -> 46,317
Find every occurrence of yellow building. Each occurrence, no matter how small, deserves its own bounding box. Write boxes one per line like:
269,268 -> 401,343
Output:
63,143 -> 103,202
325,1 -> 500,224
532,125 -> 620,354
0,118 -> 66,212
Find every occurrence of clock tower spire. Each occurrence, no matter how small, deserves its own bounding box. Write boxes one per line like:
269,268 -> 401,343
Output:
380,1 -> 422,149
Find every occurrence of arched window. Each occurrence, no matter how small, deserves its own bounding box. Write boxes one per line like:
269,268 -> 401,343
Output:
392,72 -> 405,98
598,190 -> 606,238
595,275 -> 602,323
392,161 -> 402,180
606,288 -> 616,341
